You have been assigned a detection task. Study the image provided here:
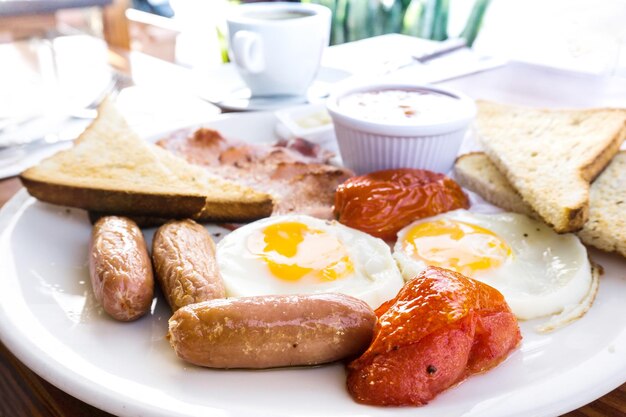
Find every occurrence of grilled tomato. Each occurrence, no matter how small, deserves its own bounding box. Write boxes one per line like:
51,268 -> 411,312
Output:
346,266 -> 521,406
333,169 -> 469,240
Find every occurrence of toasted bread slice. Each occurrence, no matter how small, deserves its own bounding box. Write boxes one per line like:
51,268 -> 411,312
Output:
20,99 -> 273,222
476,100 -> 626,232
454,152 -> 626,258
454,152 -> 539,219
578,152 -> 626,256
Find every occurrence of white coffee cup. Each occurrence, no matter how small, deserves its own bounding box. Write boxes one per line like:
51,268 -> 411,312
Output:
226,2 -> 331,97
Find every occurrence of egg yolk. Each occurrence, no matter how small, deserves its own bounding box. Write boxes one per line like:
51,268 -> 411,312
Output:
402,219 -> 512,276
247,221 -> 354,282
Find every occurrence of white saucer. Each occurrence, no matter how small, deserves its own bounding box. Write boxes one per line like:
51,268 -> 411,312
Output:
196,64 -> 351,112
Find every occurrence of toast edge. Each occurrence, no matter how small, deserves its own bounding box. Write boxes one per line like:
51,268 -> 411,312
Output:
475,102 -> 626,233
20,175 -> 274,222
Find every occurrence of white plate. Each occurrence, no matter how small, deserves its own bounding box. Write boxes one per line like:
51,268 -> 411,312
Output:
0,111 -> 625,417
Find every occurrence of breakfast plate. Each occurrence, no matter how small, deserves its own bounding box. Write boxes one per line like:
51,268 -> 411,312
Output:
0,111 -> 625,417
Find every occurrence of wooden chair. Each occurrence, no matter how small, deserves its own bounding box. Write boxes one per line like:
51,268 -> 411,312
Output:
103,0 -> 131,49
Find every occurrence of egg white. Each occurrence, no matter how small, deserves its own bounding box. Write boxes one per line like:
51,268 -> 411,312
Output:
393,209 -> 596,329
217,214 -> 404,309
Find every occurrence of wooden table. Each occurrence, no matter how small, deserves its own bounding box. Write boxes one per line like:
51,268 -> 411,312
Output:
0,32 -> 625,417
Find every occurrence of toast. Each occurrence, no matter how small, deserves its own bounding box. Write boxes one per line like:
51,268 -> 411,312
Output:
454,152 -> 626,258
20,99 -> 273,222
475,100 -> 626,233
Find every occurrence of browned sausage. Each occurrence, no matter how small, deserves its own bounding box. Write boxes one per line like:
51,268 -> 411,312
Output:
89,216 -> 154,321
167,293 -> 376,369
152,219 -> 225,311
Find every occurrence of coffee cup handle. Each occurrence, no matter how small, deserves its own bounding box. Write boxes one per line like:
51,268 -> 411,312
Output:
232,31 -> 265,74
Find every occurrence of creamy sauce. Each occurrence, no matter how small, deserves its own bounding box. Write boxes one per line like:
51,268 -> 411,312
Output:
295,110 -> 332,129
338,89 -> 460,124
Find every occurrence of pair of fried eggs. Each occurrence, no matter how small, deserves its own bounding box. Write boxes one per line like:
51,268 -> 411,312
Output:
217,211 -> 597,331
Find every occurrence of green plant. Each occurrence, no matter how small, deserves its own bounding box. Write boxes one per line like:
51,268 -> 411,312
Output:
304,0 -> 491,46
460,0 -> 491,47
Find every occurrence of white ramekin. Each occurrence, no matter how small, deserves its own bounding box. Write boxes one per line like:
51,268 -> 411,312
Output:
274,103 -> 335,144
326,82 -> 476,175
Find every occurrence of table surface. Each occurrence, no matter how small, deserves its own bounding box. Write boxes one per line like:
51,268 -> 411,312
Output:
0,33 -> 625,417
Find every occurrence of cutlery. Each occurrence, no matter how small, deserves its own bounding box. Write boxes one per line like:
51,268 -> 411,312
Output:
412,38 -> 467,63
378,38 -> 469,75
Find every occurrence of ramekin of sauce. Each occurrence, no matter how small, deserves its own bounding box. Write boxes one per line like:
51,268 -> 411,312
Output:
326,83 -> 476,175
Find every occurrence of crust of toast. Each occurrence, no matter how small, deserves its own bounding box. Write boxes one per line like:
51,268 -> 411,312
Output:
577,152 -> 626,257
21,176 -> 272,222
454,152 -> 539,219
581,121 -> 626,183
476,100 -> 626,233
19,98 -> 273,222
454,152 -> 626,258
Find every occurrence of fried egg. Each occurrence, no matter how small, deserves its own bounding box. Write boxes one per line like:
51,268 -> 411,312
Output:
393,209 -> 598,331
217,215 -> 404,308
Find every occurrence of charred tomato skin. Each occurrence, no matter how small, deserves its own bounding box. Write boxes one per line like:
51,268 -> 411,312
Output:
334,169 -> 469,241
346,266 -> 521,406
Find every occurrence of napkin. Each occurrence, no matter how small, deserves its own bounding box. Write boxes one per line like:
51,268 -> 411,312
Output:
322,33 -> 506,84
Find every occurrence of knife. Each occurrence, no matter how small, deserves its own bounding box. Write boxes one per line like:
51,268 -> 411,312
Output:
413,38 -> 468,63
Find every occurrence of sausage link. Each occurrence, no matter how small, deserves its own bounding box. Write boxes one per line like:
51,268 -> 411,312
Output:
152,219 -> 225,311
167,293 -> 376,369
89,216 -> 154,321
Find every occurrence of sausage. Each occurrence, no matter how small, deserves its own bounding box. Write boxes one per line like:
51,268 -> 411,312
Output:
89,216 -> 154,321
152,219 -> 225,311
167,293 -> 376,369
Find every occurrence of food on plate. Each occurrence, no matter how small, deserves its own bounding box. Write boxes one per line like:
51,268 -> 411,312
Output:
20,99 -> 273,222
157,128 -> 353,219
475,100 -> 626,233
454,152 -> 537,218
337,88 -> 466,123
347,266 -> 521,406
393,209 -> 599,332
89,216 -> 154,321
334,168 -> 469,240
216,214 -> 404,309
455,151 -> 626,258
88,211 -> 172,228
167,293 -> 376,369
152,219 -> 225,312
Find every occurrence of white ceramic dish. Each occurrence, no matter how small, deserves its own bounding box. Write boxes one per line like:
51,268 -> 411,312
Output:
226,2 -> 331,97
274,103 -> 335,144
0,111 -> 625,417
198,64 -> 351,112
326,82 -> 475,175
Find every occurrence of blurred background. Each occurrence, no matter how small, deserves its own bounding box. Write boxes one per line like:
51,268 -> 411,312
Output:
1,0 -> 624,76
